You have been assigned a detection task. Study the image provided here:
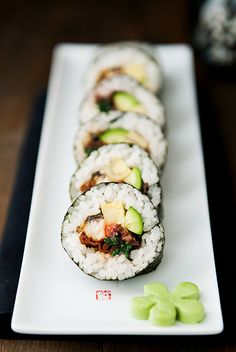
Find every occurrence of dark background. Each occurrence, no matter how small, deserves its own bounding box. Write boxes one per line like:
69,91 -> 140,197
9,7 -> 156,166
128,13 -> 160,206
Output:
0,0 -> 236,350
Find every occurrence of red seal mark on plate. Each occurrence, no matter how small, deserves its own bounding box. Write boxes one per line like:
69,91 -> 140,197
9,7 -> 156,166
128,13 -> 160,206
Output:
96,290 -> 112,301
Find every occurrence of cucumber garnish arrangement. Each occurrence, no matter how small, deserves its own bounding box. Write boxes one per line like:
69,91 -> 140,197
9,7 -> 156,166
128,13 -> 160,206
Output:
131,281 -> 205,327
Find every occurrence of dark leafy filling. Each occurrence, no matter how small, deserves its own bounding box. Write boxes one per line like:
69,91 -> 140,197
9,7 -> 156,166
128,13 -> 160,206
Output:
96,93 -> 115,113
84,133 -> 104,155
97,99 -> 113,113
78,223 -> 141,259
104,236 -> 134,258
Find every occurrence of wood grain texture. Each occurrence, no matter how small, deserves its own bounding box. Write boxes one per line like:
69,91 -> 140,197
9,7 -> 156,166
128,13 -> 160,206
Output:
0,0 -> 235,350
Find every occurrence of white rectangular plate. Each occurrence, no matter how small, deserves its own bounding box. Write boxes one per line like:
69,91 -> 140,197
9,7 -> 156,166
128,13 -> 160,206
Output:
11,44 -> 223,335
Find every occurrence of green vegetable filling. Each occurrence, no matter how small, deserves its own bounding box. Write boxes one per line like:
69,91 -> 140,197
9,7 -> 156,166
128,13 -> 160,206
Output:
97,91 -> 142,113
104,236 -> 134,259
97,99 -> 113,113
84,147 -> 96,155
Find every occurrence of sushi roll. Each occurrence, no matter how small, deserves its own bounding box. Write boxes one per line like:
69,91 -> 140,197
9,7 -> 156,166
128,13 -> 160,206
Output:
79,75 -> 165,126
70,143 -> 161,208
61,183 -> 165,281
85,42 -> 163,93
74,112 -> 167,169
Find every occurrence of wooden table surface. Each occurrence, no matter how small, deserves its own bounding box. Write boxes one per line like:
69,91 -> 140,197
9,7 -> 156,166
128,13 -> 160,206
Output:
0,0 -> 235,350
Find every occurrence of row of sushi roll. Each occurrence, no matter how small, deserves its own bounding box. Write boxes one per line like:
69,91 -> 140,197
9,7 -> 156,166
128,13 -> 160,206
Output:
61,42 -> 167,281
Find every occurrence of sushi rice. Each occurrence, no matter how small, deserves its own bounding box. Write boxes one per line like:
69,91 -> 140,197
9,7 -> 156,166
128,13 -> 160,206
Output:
84,41 -> 163,93
61,42 -> 167,282
79,75 -> 165,126
74,111 -> 167,169
70,143 -> 161,207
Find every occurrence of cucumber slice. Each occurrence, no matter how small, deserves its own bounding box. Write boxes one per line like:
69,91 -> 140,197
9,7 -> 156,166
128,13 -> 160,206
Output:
144,282 -> 169,298
113,91 -> 141,111
130,296 -> 155,320
99,128 -> 129,144
149,299 -> 176,326
175,299 -> 205,324
123,167 -> 142,190
130,281 -> 205,327
173,282 -> 200,300
125,206 -> 143,235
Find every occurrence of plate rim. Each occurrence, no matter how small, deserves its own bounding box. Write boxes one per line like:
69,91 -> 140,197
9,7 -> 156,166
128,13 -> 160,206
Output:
11,43 -> 223,335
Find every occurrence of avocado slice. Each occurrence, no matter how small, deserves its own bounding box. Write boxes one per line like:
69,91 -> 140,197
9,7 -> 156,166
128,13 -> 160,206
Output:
99,128 -> 129,144
125,206 -> 143,235
113,91 -> 143,112
124,167 -> 142,190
